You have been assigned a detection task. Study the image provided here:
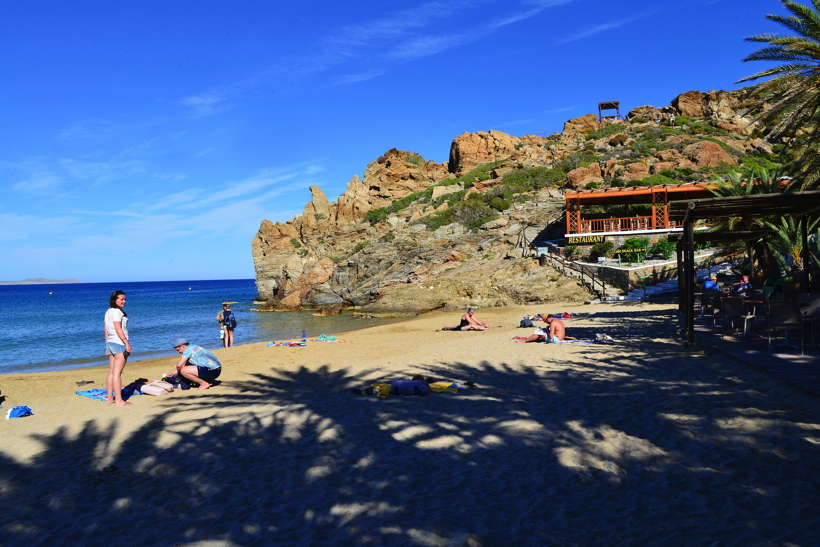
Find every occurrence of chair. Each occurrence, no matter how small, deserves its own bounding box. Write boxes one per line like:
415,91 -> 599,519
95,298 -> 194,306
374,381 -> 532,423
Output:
715,297 -> 755,337
766,301 -> 804,354
798,294 -> 820,348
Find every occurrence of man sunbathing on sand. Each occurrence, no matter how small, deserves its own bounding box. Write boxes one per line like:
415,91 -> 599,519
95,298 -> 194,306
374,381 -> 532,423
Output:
445,307 -> 490,331
518,314 -> 565,343
169,338 -> 222,390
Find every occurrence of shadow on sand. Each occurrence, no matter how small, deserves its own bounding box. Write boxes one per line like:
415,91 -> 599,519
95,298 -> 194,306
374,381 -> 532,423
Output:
1,306 -> 820,546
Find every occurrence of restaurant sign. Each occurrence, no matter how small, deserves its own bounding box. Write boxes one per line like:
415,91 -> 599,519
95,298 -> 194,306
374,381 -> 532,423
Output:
566,234 -> 606,245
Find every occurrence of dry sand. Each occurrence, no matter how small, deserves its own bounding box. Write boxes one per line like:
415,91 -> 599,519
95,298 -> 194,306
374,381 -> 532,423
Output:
1,301 -> 819,546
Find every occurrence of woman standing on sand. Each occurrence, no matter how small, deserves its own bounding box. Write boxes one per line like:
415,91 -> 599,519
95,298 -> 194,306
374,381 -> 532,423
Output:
104,290 -> 132,406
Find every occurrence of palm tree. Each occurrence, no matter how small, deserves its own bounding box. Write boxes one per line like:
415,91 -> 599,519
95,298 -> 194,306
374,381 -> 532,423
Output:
761,215 -> 820,275
706,168 -> 786,279
737,0 -> 820,187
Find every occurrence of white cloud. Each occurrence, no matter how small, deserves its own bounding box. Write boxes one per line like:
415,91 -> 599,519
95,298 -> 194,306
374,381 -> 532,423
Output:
556,8 -> 663,44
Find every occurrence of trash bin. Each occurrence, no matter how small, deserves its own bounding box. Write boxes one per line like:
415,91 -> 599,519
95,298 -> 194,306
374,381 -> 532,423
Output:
539,254 -> 546,267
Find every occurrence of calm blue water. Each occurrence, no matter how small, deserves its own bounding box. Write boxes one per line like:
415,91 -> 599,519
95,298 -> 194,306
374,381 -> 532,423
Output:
0,279 -> 384,375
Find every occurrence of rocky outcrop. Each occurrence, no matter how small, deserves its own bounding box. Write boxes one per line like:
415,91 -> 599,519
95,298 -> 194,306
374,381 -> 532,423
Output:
566,163 -> 603,188
682,141 -> 737,167
252,85 -> 770,313
562,114 -> 599,138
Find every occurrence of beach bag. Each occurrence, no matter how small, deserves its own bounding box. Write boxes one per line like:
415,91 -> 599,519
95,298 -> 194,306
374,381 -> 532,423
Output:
519,316 -> 534,328
141,380 -> 174,396
6,406 -> 33,419
391,379 -> 431,396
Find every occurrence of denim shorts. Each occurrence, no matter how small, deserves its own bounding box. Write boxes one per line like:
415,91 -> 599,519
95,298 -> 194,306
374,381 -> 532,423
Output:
106,342 -> 126,355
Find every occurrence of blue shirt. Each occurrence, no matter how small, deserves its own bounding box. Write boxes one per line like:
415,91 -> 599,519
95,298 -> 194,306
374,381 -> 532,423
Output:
182,344 -> 222,370
702,280 -> 719,291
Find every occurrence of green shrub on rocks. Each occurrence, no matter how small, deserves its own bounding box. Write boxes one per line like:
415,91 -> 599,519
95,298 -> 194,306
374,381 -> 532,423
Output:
589,241 -> 614,261
501,167 -> 566,190
585,124 -> 626,141
649,237 -> 675,260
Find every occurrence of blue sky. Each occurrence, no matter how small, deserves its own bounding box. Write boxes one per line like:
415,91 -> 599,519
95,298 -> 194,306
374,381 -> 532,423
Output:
0,0 -> 787,283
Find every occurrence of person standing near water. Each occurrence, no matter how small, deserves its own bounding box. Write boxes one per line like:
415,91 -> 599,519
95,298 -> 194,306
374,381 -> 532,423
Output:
104,290 -> 132,406
216,303 -> 236,347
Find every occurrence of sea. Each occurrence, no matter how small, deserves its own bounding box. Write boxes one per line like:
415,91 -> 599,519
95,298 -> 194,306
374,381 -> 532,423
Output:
0,279 -> 386,375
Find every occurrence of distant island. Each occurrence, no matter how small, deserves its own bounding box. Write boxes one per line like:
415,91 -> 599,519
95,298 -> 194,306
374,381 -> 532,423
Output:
0,278 -> 84,285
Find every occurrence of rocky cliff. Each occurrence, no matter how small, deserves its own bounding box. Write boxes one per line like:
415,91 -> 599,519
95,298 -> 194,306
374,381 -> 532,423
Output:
252,87 -> 771,314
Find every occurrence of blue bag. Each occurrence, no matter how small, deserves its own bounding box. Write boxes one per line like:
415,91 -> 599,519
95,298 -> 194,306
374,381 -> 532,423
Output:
6,406 -> 33,419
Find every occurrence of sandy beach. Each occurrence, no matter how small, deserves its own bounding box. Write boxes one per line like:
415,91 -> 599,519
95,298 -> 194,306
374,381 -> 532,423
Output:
1,301 -> 819,546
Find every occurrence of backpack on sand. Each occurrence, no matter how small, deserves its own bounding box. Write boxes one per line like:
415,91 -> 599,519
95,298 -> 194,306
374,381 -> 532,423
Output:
519,316 -> 534,328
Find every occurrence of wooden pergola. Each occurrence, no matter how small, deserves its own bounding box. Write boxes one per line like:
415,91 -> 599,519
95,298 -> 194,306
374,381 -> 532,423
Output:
667,191 -> 820,347
565,183 -> 714,235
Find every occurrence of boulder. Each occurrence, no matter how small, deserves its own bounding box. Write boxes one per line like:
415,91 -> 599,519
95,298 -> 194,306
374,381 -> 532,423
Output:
650,162 -> 677,174
622,162 -> 649,181
566,163 -> 603,187
626,105 -> 663,121
682,141 -> 737,167
448,130 -> 522,177
562,114 -> 599,138
672,91 -> 705,117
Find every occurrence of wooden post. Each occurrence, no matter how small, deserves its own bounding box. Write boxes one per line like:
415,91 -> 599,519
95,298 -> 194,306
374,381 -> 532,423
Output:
802,217 -> 809,292
686,203 -> 696,347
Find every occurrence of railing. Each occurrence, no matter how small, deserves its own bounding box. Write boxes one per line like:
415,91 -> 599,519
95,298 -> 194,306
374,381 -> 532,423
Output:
576,216 -> 685,233
542,252 -> 608,299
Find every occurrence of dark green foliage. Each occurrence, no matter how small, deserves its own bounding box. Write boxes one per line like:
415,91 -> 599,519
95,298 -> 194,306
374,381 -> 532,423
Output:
380,231 -> 396,242
406,154 -> 422,166
489,197 -> 511,212
556,151 -> 600,172
290,238 -> 302,249
589,240 -> 614,261
630,174 -> 679,187
564,245 -> 579,259
738,0 -> 820,187
649,237 -> 675,260
629,117 -> 648,124
620,236 -> 650,262
353,241 -> 370,254
447,161 -> 506,189
585,182 -> 599,190
422,210 -> 454,231
451,200 -> 499,229
366,207 -> 390,225
501,167 -> 566,189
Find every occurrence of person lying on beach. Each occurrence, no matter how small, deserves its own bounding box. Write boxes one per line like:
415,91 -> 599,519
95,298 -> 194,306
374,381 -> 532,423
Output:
169,338 -> 222,390
517,314 -> 565,343
443,307 -> 490,331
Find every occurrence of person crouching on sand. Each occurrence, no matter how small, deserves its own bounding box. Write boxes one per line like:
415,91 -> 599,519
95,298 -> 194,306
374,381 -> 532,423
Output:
170,338 -> 222,390
518,314 -> 565,343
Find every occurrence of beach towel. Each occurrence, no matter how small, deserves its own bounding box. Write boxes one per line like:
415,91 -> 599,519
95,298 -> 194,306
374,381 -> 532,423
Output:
6,406 -> 33,419
267,341 -> 306,347
430,381 -> 463,393
75,386 -> 141,402
561,339 -> 617,345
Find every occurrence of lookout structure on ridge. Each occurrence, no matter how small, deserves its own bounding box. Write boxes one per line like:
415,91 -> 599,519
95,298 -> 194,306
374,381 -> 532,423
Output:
598,101 -> 622,121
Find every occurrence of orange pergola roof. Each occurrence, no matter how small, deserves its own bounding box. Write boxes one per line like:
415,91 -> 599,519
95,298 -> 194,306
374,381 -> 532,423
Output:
565,182 -> 715,206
